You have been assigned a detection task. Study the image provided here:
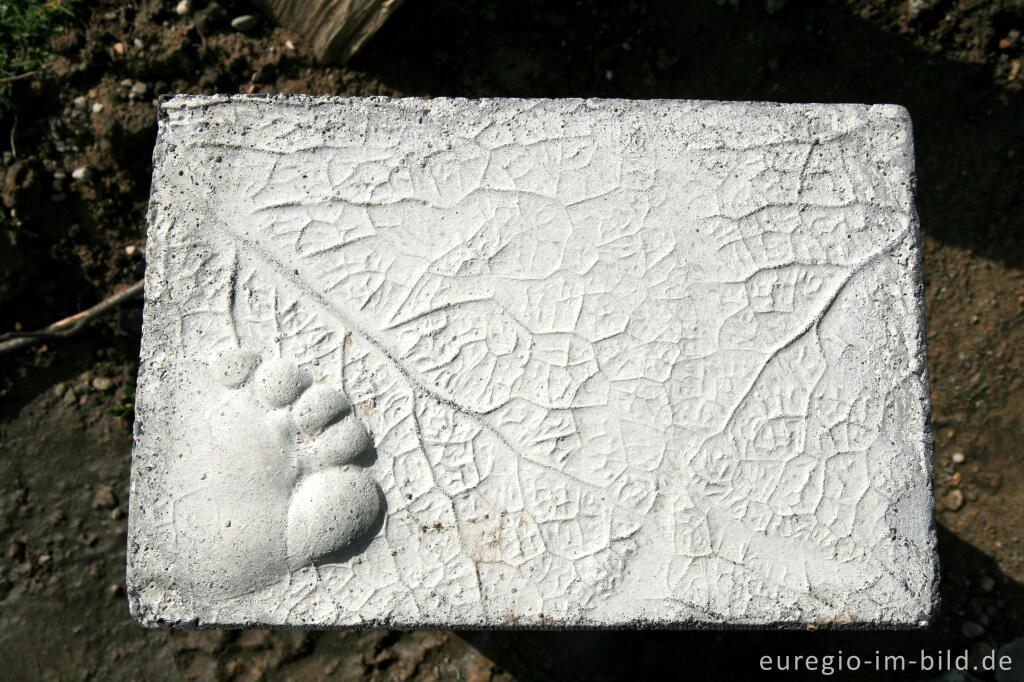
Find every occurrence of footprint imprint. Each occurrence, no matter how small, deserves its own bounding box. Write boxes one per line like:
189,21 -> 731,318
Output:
171,349 -> 384,601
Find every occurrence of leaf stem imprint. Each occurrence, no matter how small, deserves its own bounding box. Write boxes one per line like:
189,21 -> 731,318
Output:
705,238 -> 900,445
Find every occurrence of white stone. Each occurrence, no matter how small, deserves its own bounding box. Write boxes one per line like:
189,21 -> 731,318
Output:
128,95 -> 938,628
230,15 -> 258,32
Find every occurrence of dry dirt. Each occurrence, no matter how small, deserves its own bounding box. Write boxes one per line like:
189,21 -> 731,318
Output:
1,0 -> 1023,679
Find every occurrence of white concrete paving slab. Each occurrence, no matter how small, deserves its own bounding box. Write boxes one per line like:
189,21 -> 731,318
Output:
128,95 -> 938,628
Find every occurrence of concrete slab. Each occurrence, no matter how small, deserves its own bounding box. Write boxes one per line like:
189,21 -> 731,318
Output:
128,95 -> 937,628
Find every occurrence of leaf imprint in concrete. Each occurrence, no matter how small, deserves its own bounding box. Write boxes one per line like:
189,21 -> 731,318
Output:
128,95 -> 937,628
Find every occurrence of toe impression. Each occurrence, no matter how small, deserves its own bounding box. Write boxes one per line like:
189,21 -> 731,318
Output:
315,416 -> 374,467
254,358 -> 312,407
294,384 -> 353,434
286,467 -> 383,568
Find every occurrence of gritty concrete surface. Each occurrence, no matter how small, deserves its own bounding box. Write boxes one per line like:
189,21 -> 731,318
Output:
128,95 -> 937,628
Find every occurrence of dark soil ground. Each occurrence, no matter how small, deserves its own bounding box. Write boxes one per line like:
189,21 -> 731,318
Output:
1,0 -> 1023,679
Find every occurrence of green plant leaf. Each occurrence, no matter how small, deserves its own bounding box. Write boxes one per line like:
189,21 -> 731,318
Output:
0,0 -> 82,111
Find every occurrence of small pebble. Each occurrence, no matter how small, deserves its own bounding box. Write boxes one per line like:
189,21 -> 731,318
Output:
133,38 -> 144,49
91,102 -> 104,114
113,42 -> 125,55
129,81 -> 148,98
73,95 -> 87,111
71,167 -> 92,182
946,489 -> 964,511
1000,29 -> 1021,50
952,451 -> 966,464
74,371 -> 91,392
119,78 -> 133,88
906,0 -> 928,18
285,40 -> 295,50
125,244 -> 137,256
63,390 -> 77,406
961,620 -> 985,639
92,377 -> 114,392
92,487 -> 117,510
53,383 -> 66,398
231,15 -> 259,32
175,0 -> 191,15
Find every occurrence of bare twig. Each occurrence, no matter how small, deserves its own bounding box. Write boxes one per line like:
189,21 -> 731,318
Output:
0,280 -> 145,356
0,71 -> 37,84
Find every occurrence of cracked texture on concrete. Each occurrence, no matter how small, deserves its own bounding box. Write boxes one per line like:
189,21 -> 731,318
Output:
127,95 -> 937,628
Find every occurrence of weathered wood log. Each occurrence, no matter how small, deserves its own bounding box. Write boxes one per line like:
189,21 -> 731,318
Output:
252,0 -> 406,63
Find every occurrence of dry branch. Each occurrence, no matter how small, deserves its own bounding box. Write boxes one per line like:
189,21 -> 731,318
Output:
0,280 -> 144,356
